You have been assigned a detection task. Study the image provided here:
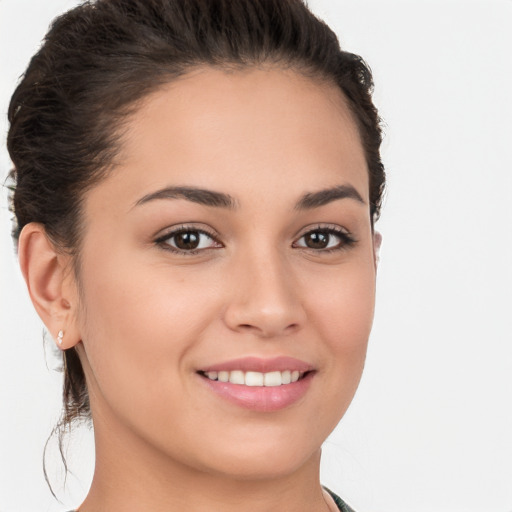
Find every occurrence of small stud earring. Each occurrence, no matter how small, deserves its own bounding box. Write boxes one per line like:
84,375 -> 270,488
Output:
57,330 -> 64,345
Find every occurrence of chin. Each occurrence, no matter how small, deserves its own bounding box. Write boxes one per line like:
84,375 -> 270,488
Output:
195,441 -> 321,481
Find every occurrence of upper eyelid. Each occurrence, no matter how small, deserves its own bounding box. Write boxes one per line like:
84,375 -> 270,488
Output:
294,223 -> 352,239
154,224 -> 221,241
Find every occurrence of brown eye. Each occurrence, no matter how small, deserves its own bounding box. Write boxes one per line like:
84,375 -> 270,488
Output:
157,228 -> 221,253
294,228 -> 355,251
303,232 -> 329,249
174,231 -> 201,250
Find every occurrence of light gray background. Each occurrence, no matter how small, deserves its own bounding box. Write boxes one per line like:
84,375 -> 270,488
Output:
1,1 -> 511,511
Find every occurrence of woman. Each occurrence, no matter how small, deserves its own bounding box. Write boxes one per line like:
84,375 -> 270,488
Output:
7,0 -> 384,510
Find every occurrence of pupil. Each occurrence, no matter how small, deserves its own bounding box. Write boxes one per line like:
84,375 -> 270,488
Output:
176,231 -> 199,250
306,232 -> 328,249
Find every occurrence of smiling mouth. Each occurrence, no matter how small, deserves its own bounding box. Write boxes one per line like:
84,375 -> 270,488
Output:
198,370 -> 310,387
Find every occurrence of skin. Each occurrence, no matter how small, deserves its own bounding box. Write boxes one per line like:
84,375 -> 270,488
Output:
19,67 -> 379,512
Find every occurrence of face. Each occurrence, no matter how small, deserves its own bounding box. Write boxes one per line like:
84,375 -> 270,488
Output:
71,67 -> 377,479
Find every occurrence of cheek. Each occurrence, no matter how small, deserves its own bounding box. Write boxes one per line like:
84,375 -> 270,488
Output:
291,257 -> 376,437
308,260 -> 376,348
75,250 -> 222,412
305,257 -> 375,395
79,244 -> 219,338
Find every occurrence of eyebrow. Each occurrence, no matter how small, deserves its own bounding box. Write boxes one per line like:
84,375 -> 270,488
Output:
133,183 -> 365,211
134,186 -> 237,209
294,184 -> 365,210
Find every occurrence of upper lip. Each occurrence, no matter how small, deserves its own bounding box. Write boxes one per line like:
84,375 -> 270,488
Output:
198,356 -> 314,373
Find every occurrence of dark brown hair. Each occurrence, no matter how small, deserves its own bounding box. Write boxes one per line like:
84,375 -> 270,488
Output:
7,0 -> 385,482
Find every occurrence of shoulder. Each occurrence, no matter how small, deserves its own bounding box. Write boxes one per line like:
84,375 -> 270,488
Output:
323,487 -> 357,512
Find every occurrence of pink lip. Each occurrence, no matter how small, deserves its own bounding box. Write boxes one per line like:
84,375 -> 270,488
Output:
197,357 -> 315,412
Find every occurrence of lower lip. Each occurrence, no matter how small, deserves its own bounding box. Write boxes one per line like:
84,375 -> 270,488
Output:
199,372 -> 314,412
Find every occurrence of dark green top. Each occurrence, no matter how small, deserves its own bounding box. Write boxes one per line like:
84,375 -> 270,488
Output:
324,487 -> 356,512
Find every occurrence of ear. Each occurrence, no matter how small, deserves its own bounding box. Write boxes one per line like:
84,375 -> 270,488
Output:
373,231 -> 382,269
18,223 -> 81,350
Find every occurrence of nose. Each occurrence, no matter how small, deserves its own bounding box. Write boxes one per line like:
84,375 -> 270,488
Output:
223,251 -> 306,338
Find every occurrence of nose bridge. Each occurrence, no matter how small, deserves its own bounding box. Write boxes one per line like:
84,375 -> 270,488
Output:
224,243 -> 305,337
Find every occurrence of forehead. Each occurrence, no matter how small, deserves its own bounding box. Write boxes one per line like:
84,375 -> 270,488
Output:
91,66 -> 369,210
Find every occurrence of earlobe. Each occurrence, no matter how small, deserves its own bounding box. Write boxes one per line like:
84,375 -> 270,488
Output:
18,223 -> 81,349
373,231 -> 382,268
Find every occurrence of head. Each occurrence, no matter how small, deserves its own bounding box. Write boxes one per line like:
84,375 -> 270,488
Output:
8,0 -> 384,484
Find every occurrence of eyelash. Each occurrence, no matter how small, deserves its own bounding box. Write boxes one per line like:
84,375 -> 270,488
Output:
154,225 -> 222,255
154,224 -> 356,255
293,225 -> 357,253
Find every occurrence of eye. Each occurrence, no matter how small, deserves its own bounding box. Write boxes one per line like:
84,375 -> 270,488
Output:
294,227 -> 355,251
155,227 -> 222,253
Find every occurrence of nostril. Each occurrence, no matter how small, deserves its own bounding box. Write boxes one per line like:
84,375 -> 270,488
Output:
282,323 -> 300,335
223,295 -> 306,337
234,321 -> 301,337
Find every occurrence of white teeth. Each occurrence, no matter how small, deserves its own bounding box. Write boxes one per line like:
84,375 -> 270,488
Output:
229,370 -> 245,385
264,371 -> 282,387
203,369 -> 306,386
245,371 -> 264,386
218,371 -> 229,382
